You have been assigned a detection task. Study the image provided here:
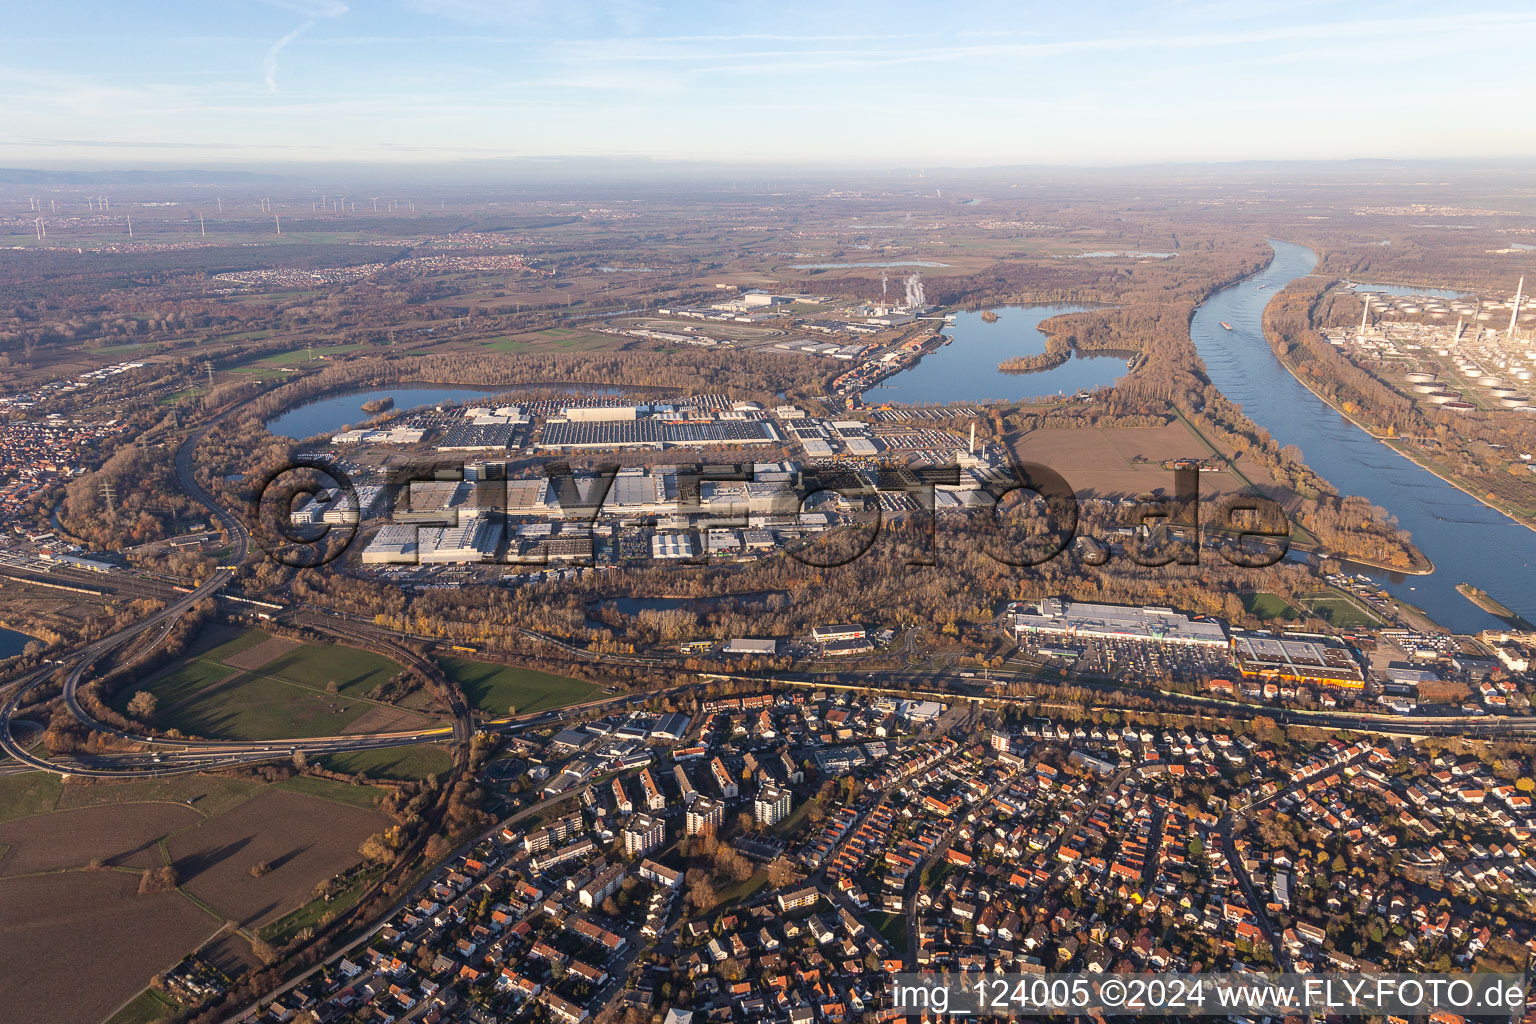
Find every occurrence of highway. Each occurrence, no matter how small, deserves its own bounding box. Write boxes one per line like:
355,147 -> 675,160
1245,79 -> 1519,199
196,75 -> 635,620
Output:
0,403 -> 481,778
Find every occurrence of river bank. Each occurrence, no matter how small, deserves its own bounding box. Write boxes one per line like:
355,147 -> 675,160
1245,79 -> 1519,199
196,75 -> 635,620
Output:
1253,288 -> 1536,538
1189,239 -> 1536,633
1456,584 -> 1535,630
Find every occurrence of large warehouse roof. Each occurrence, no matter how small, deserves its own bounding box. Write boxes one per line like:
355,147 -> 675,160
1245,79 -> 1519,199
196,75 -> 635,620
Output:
1013,599 -> 1228,646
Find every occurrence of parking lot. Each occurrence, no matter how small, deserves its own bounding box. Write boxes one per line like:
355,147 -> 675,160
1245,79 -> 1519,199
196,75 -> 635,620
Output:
1012,633 -> 1235,684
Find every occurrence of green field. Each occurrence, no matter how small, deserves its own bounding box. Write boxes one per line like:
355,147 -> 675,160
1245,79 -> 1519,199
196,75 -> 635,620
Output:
54,774 -> 265,817
318,743 -> 452,781
0,773 -> 64,823
186,624 -> 269,660
123,672 -> 370,740
1240,592 -> 1298,621
128,659 -> 240,708
773,797 -> 818,839
713,869 -> 768,911
1301,591 -> 1384,629
257,865 -> 383,945
276,774 -> 384,810
104,988 -> 182,1024
116,629 -> 403,741
871,911 -> 909,952
438,657 -> 599,716
483,328 -> 614,352
231,342 -> 364,372
259,642 -> 401,699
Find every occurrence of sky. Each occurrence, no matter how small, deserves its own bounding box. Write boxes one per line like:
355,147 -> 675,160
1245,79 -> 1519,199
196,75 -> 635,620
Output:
5,0 -> 1536,168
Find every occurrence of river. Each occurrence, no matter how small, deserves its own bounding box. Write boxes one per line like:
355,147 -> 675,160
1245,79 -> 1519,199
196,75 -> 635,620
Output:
1191,240 -> 1536,633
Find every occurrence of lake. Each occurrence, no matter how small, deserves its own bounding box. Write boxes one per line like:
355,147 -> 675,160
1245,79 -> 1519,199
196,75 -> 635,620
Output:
868,304 -> 1126,404
1068,251 -> 1177,259
265,386 -> 507,439
1192,240 -> 1536,632
265,383 -> 621,440
1349,282 -> 1470,299
793,260 -> 951,269
0,626 -> 37,660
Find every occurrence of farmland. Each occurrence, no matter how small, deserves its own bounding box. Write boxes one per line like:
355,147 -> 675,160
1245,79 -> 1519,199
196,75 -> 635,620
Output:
437,656 -> 601,716
1006,421 -> 1291,504
113,627 -> 412,741
0,769 -> 395,1023
482,327 -> 619,352
167,789 -> 389,928
0,871 -> 219,1024
0,802 -> 199,875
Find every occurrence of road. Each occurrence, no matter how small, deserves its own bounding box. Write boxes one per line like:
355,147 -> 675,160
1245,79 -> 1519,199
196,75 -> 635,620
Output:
1216,749 -> 1372,972
0,403 -> 483,778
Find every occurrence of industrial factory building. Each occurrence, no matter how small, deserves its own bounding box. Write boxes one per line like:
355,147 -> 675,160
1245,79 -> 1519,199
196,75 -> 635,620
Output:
536,406 -> 781,451
1230,633 -> 1367,689
725,638 -> 779,655
812,624 -> 867,643
651,533 -> 697,560
417,520 -> 502,563
1012,599 -> 1229,647
357,519 -> 501,564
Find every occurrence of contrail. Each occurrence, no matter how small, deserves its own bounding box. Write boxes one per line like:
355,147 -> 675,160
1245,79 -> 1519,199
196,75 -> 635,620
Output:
263,20 -> 315,92
261,1 -> 348,92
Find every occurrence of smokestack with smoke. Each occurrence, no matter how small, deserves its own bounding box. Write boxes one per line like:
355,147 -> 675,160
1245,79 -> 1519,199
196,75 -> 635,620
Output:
881,270 -> 889,306
904,271 -> 926,310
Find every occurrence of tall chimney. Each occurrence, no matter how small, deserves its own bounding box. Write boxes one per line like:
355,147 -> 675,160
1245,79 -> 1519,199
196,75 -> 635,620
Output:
1508,277 -> 1525,341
